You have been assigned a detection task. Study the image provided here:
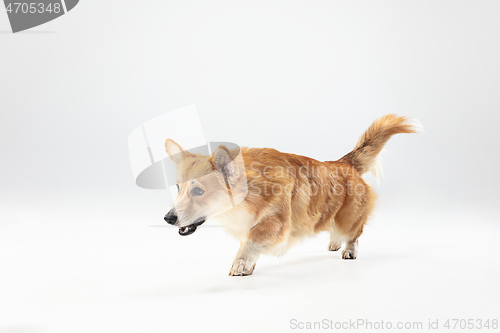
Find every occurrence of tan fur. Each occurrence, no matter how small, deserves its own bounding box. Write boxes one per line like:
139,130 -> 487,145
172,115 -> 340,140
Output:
164,114 -> 419,276
339,114 -> 418,175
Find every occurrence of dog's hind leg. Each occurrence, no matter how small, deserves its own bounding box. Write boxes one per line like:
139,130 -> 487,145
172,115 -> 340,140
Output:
342,238 -> 359,259
328,230 -> 343,252
337,211 -> 368,260
332,178 -> 376,260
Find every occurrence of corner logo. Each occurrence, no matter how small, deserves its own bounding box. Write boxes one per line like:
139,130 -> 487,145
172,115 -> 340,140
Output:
3,0 -> 79,33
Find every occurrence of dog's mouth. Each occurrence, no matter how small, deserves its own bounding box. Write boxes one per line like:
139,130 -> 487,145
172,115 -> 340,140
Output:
178,217 -> 206,236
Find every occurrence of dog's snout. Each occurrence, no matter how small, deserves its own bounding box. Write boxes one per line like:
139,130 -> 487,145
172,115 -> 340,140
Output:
164,210 -> 178,225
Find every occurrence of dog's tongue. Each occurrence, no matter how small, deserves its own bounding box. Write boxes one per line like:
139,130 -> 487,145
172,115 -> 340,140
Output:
179,225 -> 197,236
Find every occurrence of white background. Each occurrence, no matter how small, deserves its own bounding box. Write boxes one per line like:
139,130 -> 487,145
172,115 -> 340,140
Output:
1,1 -> 499,332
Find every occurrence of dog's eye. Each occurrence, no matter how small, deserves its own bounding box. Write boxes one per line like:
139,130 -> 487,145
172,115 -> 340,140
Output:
191,187 -> 204,196
176,184 -> 179,192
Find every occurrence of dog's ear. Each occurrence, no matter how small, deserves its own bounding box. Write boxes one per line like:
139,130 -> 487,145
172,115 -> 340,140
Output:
212,145 -> 239,186
165,139 -> 192,165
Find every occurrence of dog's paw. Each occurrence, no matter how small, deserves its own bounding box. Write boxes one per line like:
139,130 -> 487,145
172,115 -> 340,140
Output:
341,241 -> 358,259
341,249 -> 357,260
229,258 -> 256,276
328,242 -> 341,251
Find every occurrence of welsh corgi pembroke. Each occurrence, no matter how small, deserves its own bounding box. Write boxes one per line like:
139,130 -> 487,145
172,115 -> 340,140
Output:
163,114 -> 419,276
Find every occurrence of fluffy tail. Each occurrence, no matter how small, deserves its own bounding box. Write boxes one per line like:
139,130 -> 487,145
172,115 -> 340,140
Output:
338,114 -> 420,176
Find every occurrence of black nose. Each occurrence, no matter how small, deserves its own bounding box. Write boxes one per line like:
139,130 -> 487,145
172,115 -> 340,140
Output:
164,210 -> 177,225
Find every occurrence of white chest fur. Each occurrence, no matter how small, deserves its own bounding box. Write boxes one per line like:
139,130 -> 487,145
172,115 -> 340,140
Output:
210,203 -> 256,241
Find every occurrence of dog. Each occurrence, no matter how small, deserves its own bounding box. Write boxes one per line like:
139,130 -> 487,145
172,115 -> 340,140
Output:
163,114 -> 419,276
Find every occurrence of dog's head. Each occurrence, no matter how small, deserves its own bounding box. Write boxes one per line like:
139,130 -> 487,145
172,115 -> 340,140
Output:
163,139 -> 244,236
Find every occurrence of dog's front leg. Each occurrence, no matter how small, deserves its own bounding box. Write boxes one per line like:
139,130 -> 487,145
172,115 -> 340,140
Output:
229,214 -> 289,276
229,240 -> 262,276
